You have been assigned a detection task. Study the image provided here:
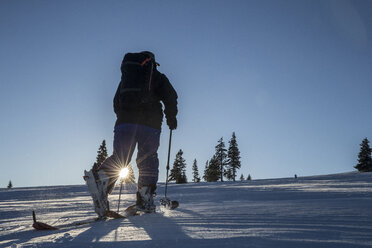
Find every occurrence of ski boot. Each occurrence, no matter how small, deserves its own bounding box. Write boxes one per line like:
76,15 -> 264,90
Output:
84,169 -> 111,218
135,185 -> 157,213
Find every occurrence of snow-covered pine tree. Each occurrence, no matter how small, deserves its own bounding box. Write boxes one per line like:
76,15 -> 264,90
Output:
7,180 -> 12,189
204,155 -> 220,182
93,140 -> 108,170
169,149 -> 187,184
240,174 -> 244,181
192,159 -> 201,182
215,137 -> 227,182
355,138 -> 372,172
226,132 -> 241,181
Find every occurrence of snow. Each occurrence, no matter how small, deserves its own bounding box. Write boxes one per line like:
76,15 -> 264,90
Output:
1,172 -> 372,248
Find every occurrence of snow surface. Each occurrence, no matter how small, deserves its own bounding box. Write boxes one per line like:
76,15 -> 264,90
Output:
1,172 -> 372,248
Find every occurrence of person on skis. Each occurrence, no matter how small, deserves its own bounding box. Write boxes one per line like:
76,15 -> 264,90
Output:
91,51 -> 178,217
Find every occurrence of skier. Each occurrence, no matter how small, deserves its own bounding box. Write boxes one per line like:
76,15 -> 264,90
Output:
87,51 -> 178,217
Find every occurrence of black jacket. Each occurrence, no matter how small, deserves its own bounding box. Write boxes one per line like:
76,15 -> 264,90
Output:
113,68 -> 178,130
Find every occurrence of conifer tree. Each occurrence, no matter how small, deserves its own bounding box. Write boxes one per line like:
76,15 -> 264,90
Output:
247,174 -> 252,181
97,140 -> 108,165
215,137 -> 227,182
204,156 -> 220,182
240,174 -> 244,181
355,138 -> 372,172
181,171 -> 188,184
192,159 -> 201,182
7,180 -> 12,189
226,132 -> 241,181
203,160 -> 209,182
93,140 -> 108,170
169,149 -> 187,184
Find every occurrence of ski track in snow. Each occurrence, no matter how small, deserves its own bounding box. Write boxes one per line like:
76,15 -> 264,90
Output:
1,172 -> 372,247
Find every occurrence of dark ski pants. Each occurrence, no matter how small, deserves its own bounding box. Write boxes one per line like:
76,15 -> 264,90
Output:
100,123 -> 161,191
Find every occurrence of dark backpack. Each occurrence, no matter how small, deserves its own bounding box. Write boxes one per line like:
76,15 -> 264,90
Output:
118,52 -> 155,110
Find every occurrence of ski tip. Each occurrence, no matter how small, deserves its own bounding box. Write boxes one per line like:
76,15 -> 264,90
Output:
32,211 -> 36,223
32,211 -> 58,230
33,221 -> 58,230
83,170 -> 90,181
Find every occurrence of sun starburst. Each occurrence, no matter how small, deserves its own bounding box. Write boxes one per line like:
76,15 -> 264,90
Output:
119,167 -> 129,179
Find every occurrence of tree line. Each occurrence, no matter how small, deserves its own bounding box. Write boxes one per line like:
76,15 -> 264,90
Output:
169,132 -> 248,184
91,136 -> 372,186
67,136 -> 372,188
6,135 -> 370,189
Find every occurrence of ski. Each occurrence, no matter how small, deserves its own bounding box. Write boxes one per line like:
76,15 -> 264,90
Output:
32,209 -> 136,231
124,204 -> 155,215
32,199 -> 177,231
120,202 -> 179,217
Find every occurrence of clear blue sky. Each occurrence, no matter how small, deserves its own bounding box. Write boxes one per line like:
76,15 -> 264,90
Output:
1,0 -> 371,187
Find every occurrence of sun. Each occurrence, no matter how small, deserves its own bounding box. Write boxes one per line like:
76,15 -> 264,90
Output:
119,167 -> 129,179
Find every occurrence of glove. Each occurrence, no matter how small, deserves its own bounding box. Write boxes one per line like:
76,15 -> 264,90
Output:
167,116 -> 177,130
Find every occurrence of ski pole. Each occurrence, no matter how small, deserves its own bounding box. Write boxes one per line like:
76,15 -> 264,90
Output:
164,129 -> 173,199
117,180 -> 123,213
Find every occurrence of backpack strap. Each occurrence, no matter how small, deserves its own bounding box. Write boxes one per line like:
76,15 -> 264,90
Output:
140,57 -> 154,90
141,58 -> 152,66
